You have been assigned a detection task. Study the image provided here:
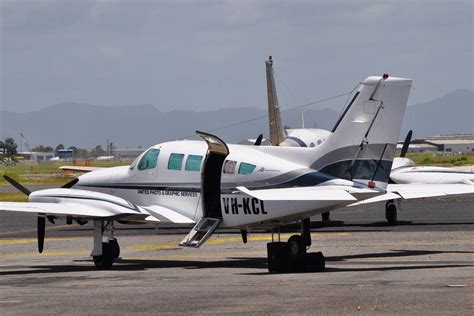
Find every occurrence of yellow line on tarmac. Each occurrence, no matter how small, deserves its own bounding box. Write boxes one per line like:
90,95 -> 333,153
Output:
0,232 -> 350,259
0,224 -> 73,237
125,241 -> 178,251
208,232 -> 349,244
0,248 -> 90,258
125,232 -> 350,251
0,237 -> 86,245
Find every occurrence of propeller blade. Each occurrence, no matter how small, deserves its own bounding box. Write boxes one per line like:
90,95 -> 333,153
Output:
3,175 -> 31,196
47,216 -> 56,224
254,134 -> 263,146
61,178 -> 79,188
400,130 -> 413,158
38,215 -> 46,253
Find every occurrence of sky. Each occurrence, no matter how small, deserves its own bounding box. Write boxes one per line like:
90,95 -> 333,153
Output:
0,0 -> 472,113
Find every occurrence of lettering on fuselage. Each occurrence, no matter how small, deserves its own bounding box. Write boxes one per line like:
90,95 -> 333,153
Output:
137,189 -> 198,197
222,197 -> 266,215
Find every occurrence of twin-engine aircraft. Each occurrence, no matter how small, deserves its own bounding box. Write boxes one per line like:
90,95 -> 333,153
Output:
0,69 -> 470,273
264,56 -> 474,224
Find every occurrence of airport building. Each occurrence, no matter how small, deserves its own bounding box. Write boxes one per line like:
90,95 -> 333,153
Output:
17,151 -> 55,161
112,148 -> 145,160
397,134 -> 474,154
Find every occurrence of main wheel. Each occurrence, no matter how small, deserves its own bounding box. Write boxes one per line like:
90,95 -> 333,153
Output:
288,235 -> 307,256
93,242 -> 114,269
108,238 -> 120,258
288,235 -> 307,272
385,201 -> 398,225
321,212 -> 330,221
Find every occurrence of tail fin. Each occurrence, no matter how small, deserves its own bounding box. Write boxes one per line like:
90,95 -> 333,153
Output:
266,56 -> 286,146
310,75 -> 412,189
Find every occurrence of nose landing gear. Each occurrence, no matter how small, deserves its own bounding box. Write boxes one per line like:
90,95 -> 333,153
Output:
92,220 -> 121,269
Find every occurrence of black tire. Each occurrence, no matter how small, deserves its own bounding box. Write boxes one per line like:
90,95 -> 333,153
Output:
321,212 -> 330,221
385,201 -> 397,225
267,242 -> 292,273
93,242 -> 114,269
288,235 -> 307,256
109,239 -> 120,258
305,251 -> 325,272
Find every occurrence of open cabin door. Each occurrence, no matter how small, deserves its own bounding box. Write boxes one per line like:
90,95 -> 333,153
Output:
179,131 -> 229,248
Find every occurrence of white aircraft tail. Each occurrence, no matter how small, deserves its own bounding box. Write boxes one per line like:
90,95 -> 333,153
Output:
309,75 -> 412,189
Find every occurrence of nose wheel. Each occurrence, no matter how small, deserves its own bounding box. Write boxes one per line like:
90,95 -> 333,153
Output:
385,200 -> 398,225
92,220 -> 121,269
93,241 -> 115,269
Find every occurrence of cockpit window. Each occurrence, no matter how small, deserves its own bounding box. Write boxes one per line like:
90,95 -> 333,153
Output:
168,153 -> 185,170
138,148 -> 160,170
238,162 -> 256,175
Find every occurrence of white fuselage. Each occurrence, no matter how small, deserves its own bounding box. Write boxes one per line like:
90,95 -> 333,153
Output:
76,140 -> 359,228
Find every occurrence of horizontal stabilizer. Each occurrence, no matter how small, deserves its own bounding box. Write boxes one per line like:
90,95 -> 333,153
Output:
352,183 -> 474,206
387,183 -> 474,199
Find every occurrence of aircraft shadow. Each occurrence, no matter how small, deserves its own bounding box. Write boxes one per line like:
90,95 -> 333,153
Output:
1,249 -> 473,276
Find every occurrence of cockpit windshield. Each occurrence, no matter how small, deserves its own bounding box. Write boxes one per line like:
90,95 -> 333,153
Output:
130,148 -> 160,171
138,148 -> 160,170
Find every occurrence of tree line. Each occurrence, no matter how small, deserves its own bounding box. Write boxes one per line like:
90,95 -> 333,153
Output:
1,137 -> 113,160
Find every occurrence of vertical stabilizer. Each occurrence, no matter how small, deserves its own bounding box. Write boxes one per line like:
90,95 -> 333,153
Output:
266,56 -> 286,146
310,75 -> 412,189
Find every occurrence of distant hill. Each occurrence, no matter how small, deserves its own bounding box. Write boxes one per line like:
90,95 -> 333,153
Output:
0,90 -> 472,148
401,89 -> 473,138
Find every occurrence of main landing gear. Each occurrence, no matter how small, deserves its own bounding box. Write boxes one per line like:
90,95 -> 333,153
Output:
267,218 -> 325,273
385,200 -> 398,225
92,220 -> 121,269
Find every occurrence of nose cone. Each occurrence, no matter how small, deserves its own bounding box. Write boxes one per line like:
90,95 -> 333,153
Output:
77,166 -> 129,187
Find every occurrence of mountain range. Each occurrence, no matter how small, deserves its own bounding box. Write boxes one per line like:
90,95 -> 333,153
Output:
0,89 -> 472,149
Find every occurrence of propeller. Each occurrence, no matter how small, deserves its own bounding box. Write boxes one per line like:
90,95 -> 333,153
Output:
37,215 -> 45,253
3,175 -> 78,253
400,130 -> 413,158
3,175 -> 31,196
61,178 -> 79,188
254,134 -> 263,146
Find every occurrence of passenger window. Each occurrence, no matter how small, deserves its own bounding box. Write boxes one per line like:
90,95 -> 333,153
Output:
223,160 -> 237,174
238,162 -> 256,175
168,153 -> 185,170
185,155 -> 203,171
138,149 -> 160,171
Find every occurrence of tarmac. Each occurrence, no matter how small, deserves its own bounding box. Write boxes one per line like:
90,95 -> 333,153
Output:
0,195 -> 473,314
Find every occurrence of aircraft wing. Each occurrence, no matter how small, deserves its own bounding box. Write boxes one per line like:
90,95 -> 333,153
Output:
143,205 -> 195,224
0,201 -> 149,220
0,188 -> 195,224
59,166 -> 105,172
